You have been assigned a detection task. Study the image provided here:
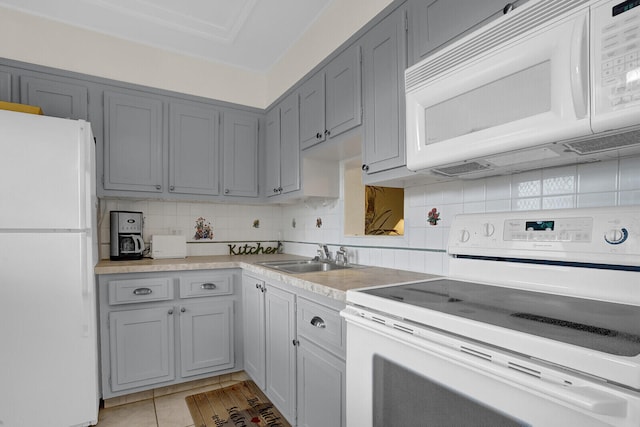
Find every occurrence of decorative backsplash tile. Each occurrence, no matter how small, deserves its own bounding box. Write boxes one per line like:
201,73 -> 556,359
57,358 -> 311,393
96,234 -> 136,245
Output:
98,156 -> 640,277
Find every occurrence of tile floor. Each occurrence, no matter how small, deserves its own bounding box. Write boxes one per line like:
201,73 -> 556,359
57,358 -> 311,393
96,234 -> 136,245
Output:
96,372 -> 249,427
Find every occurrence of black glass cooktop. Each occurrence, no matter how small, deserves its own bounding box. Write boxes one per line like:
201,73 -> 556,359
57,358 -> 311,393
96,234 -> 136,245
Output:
362,279 -> 640,356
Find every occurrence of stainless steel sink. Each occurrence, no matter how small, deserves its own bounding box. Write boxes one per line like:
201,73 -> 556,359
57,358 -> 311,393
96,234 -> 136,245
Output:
256,259 -> 353,274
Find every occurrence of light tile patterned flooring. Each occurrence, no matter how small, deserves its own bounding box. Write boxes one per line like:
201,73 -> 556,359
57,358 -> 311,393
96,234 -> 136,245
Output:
96,372 -> 249,427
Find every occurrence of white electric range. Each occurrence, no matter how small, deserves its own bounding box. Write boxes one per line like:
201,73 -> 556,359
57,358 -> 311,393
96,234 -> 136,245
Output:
342,206 -> 640,426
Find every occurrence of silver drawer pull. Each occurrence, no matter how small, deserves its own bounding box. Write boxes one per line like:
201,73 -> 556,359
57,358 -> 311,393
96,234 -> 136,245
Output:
310,316 -> 326,329
200,283 -> 217,290
133,287 -> 152,296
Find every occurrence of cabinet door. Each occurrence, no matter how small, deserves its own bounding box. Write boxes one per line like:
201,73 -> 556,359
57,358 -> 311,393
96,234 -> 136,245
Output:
179,301 -> 234,378
279,92 -> 300,194
242,274 -> 266,389
109,306 -> 175,392
297,339 -> 346,427
0,70 -> 11,102
169,103 -> 220,196
326,43 -> 362,139
103,91 -> 163,193
265,285 -> 296,424
20,76 -> 88,119
409,0 -> 508,65
222,112 -> 258,197
299,72 -> 326,150
362,7 -> 407,174
265,107 -> 281,197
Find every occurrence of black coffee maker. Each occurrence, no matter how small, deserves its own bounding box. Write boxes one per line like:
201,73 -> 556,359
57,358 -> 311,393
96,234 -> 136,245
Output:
110,211 -> 144,260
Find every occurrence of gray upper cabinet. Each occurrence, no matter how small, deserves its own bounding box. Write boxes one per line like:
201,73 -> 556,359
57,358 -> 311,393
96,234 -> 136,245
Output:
103,91 -> 164,193
299,43 -> 362,151
408,0 -> 513,66
222,112 -> 259,197
19,76 -> 88,119
299,72 -> 326,150
362,6 -> 408,176
0,71 -> 11,102
169,103 -> 220,196
266,92 -> 300,198
325,43 -> 362,139
265,107 -> 281,197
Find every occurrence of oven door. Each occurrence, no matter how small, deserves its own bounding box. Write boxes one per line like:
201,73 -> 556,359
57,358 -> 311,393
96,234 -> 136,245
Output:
342,307 -> 640,427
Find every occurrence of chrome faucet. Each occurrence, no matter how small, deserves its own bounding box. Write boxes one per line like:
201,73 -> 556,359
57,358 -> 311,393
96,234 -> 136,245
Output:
335,246 -> 348,265
322,244 -> 332,261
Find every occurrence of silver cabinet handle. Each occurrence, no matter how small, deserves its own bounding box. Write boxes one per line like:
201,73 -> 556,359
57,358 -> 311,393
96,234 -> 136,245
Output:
200,283 -> 217,290
133,287 -> 152,295
181,307 -> 186,313
169,185 -> 175,191
224,188 -> 230,194
168,309 -> 174,315
155,184 -> 161,190
310,316 -> 326,329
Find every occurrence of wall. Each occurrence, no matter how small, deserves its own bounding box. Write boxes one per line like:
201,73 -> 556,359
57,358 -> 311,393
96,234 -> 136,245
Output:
98,199 -> 283,260
280,156 -> 640,276
0,1 -> 393,108
99,156 -> 640,269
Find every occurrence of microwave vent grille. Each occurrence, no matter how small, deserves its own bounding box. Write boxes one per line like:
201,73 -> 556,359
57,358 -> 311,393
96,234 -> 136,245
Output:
406,0 -> 589,92
564,130 -> 640,154
432,162 -> 492,177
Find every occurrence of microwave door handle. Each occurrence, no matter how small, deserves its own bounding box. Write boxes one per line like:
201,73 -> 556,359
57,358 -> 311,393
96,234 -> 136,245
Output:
570,14 -> 589,120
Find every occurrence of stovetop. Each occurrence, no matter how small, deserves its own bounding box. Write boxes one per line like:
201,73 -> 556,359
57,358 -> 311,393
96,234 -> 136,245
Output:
360,278 -> 640,357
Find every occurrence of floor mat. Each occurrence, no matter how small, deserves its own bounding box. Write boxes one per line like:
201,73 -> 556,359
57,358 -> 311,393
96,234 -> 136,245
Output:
185,380 -> 291,427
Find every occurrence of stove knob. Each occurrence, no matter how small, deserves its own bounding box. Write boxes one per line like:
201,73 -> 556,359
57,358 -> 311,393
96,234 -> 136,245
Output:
459,229 -> 471,243
482,223 -> 495,237
604,228 -> 628,245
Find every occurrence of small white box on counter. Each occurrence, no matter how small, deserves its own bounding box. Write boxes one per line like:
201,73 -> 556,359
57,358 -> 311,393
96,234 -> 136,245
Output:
151,235 -> 187,259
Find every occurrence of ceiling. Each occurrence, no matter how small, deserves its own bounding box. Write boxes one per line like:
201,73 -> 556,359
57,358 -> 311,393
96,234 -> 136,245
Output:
0,0 -> 333,73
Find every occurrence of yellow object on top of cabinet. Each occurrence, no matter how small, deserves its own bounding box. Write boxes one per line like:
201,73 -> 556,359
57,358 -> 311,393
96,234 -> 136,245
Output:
0,101 -> 43,115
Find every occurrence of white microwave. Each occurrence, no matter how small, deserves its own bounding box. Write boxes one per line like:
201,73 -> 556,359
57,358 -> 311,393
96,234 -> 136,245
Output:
405,0 -> 640,177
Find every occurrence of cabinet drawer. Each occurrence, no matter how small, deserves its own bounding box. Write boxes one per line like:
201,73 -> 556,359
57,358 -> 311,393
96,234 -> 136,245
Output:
297,297 -> 345,358
179,272 -> 233,298
108,277 -> 173,305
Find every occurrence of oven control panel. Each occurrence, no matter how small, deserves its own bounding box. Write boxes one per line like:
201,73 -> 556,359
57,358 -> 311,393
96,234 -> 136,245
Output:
503,217 -> 594,243
448,206 -> 639,266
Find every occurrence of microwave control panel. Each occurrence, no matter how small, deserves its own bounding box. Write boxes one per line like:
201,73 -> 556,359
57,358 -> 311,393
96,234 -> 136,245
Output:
592,0 -> 640,116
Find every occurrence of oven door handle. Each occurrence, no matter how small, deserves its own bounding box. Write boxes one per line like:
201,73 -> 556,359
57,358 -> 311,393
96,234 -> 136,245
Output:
524,379 -> 628,417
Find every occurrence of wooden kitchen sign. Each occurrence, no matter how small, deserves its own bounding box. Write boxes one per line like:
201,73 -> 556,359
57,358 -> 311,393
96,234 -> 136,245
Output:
228,242 -> 282,255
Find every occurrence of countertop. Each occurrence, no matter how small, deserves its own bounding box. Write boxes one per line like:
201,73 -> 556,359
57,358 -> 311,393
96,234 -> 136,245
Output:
95,254 -> 439,301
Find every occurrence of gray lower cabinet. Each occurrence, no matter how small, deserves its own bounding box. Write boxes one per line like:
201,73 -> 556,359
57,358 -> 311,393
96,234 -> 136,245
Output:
109,306 -> 176,392
265,284 -> 296,424
241,273 -> 266,389
242,272 -> 346,427
222,112 -> 259,197
19,75 -> 88,119
242,273 -> 296,425
296,297 -> 346,427
99,270 -> 240,399
103,90 -> 163,193
266,92 -> 300,198
296,339 -> 346,427
169,102 -> 220,196
408,0 -> 515,66
361,5 -> 408,176
179,300 -> 234,378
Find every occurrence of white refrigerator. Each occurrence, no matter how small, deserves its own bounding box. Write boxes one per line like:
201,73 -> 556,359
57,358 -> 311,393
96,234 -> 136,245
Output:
0,110 -> 99,426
